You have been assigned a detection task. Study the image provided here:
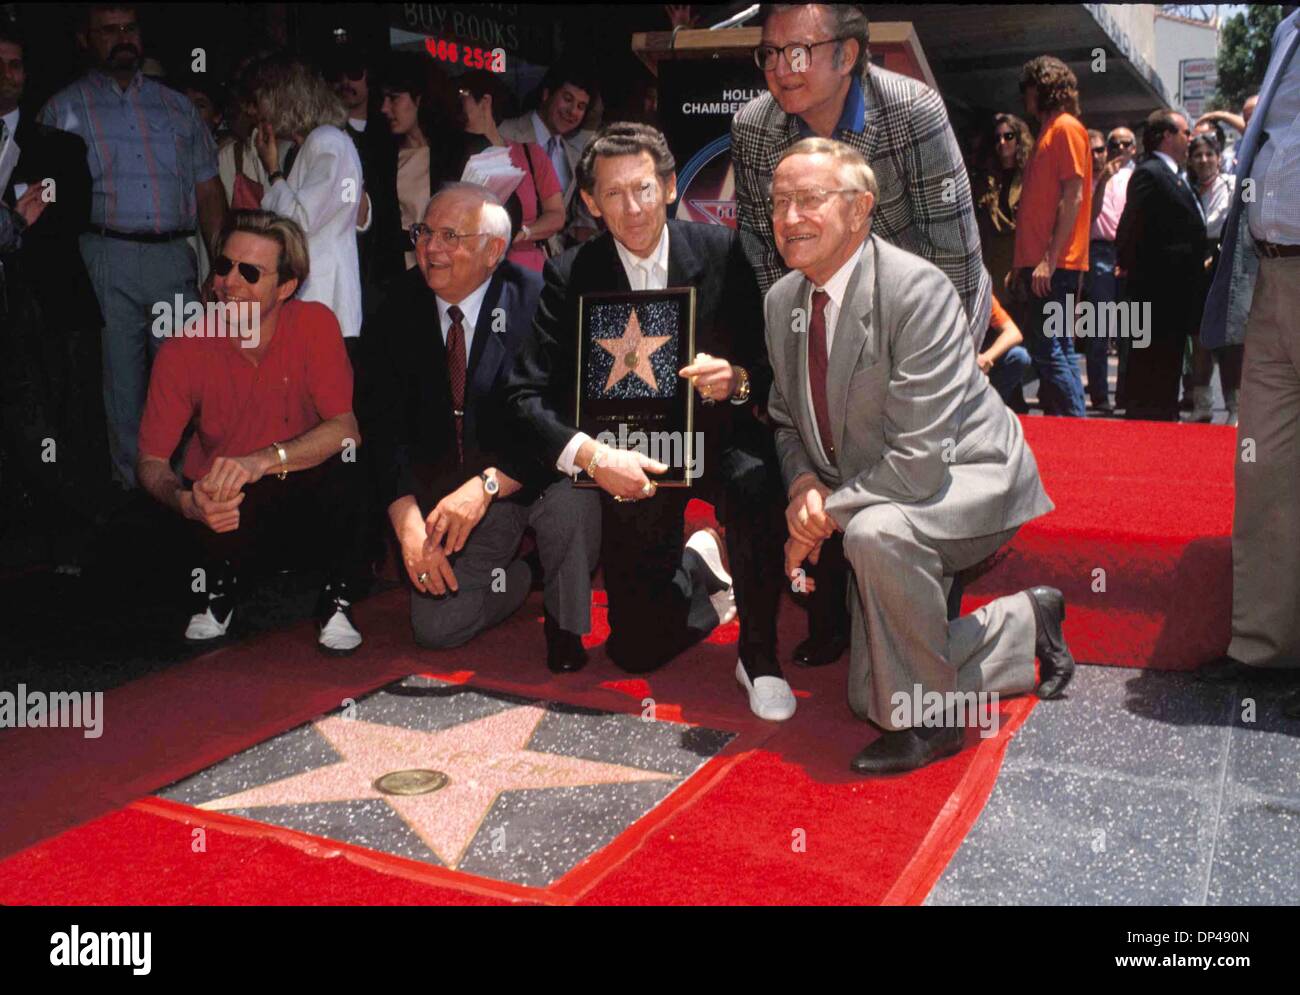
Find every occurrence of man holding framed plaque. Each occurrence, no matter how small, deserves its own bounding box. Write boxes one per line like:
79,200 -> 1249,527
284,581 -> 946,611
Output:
506,123 -> 794,720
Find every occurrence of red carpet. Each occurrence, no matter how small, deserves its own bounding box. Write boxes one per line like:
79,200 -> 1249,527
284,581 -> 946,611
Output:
0,416 -> 1236,904
965,417 -> 1235,670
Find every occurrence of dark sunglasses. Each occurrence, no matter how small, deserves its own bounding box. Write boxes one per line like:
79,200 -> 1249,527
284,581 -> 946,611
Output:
994,132 -> 1016,143
1107,139 -> 1134,149
214,255 -> 267,284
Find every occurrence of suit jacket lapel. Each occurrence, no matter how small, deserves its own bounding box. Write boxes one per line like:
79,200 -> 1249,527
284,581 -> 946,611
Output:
464,271 -> 509,445
826,238 -> 876,452
665,220 -> 705,289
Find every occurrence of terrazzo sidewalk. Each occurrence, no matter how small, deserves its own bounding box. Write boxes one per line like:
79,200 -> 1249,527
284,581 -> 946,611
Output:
928,664 -> 1300,905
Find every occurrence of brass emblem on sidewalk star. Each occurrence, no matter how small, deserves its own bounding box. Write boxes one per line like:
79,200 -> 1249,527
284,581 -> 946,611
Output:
374,769 -> 449,796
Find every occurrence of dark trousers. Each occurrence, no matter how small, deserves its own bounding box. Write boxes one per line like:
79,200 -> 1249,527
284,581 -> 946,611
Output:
601,429 -> 785,675
188,455 -> 366,595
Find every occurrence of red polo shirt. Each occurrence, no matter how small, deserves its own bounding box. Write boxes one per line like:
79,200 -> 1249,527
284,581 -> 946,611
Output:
139,299 -> 354,482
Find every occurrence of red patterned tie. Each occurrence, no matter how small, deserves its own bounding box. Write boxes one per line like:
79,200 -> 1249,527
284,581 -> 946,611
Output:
808,290 -> 836,465
446,304 -> 467,464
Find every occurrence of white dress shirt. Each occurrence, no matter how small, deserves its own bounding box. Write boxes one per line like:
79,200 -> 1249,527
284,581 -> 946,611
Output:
557,226 -> 671,475
1199,172 -> 1237,241
436,274 -> 493,358
348,116 -> 367,133
1247,39 -> 1300,245
531,111 -> 571,192
802,240 -> 866,464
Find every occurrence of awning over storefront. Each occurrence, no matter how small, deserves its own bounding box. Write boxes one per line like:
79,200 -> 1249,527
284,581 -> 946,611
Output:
858,3 -> 1172,131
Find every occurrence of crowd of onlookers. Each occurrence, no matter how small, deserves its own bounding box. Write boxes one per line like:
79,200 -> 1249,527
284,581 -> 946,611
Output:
1,2 -> 1296,729
964,63 -> 1253,424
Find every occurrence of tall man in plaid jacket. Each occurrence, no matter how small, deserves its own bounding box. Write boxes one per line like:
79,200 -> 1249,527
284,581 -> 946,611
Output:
732,5 -> 990,334
732,3 -> 991,670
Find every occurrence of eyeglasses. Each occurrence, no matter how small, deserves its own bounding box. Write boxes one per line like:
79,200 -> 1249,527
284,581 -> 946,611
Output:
994,132 -> 1017,144
213,255 -> 269,284
1091,146 -> 1106,155
768,187 -> 863,215
1107,139 -> 1134,150
753,38 -> 843,72
409,224 -> 492,249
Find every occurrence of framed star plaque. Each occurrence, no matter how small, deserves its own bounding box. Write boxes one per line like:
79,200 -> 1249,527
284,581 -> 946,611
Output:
576,287 -> 697,487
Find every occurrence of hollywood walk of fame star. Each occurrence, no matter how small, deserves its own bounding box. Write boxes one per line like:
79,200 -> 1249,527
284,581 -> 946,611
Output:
596,307 -> 672,393
197,706 -> 675,869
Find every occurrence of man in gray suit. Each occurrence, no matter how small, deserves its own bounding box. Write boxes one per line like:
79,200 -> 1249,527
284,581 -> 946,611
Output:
766,138 -> 1075,774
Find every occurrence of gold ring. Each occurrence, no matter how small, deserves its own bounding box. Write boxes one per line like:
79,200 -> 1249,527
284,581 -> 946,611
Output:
702,383 -> 712,397
417,572 -> 430,585
641,481 -> 655,496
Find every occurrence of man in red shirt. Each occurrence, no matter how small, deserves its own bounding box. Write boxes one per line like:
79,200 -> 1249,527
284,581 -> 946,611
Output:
1010,55 -> 1091,417
137,211 -> 366,654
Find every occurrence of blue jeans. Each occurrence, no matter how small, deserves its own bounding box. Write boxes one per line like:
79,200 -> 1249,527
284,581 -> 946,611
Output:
1085,240 -> 1117,406
989,345 -> 1031,413
1016,267 -> 1087,417
80,234 -> 200,487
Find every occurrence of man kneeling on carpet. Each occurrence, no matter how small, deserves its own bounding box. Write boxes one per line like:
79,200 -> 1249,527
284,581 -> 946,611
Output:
138,210 -> 367,655
360,184 -> 600,666
768,139 -> 1076,775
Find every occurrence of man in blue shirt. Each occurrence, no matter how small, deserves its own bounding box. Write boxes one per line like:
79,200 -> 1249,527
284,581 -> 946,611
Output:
39,3 -> 226,487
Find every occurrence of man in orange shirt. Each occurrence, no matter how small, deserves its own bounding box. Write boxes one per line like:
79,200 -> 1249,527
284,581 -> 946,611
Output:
1009,56 -> 1091,417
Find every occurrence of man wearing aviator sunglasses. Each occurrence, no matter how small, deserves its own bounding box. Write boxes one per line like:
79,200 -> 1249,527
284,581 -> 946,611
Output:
137,211 -> 367,656
733,3 -> 991,346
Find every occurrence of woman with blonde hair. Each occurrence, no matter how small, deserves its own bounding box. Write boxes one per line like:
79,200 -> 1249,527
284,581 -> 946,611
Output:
254,57 -> 368,345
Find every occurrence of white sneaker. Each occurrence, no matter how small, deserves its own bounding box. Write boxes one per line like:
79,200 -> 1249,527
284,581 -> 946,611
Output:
185,604 -> 233,641
319,600 -> 363,655
735,660 -> 796,721
686,527 -> 736,626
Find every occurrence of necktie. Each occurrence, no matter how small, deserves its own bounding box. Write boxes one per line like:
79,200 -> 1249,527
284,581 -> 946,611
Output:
808,290 -> 836,465
446,305 -> 467,464
547,134 -> 570,191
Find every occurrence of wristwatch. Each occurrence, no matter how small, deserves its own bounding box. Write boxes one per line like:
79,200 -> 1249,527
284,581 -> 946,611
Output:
729,366 -> 752,405
479,470 -> 499,499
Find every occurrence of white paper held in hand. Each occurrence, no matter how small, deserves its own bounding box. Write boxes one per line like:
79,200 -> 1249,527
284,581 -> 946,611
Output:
461,146 -> 526,203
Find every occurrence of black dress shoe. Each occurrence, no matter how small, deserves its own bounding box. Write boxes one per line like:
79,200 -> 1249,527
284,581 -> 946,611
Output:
1282,688 -> 1300,721
1198,654 -> 1299,685
850,724 -> 964,776
792,631 -> 849,667
1026,586 -> 1075,699
544,611 -> 587,674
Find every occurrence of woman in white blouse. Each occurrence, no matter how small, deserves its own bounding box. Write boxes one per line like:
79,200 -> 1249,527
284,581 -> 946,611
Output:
253,58 -> 368,344
1187,134 -> 1241,424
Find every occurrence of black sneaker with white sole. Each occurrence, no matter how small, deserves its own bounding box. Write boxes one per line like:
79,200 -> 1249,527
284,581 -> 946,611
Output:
317,582 -> 363,656
185,568 -> 237,643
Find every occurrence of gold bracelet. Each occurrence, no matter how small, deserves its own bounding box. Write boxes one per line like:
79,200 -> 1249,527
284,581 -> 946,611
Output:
272,442 -> 289,481
585,446 -> 607,478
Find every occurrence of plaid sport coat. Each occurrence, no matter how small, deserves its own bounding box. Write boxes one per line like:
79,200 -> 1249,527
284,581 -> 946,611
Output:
731,65 -> 991,343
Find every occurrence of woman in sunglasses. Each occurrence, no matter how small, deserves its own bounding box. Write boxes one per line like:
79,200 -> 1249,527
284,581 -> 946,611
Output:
253,57 -> 367,347
1185,133 -> 1241,424
969,113 -> 1033,309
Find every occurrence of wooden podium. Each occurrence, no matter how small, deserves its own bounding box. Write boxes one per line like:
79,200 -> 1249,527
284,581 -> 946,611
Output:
631,23 -> 936,89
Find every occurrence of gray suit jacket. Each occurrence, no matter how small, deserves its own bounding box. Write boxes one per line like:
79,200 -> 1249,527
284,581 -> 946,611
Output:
498,113 -> 596,253
765,234 -> 1053,543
